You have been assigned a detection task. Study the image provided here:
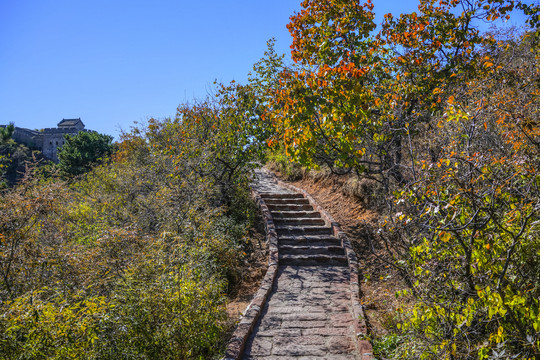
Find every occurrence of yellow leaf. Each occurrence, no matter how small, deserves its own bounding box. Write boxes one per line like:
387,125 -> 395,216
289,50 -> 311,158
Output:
440,231 -> 451,242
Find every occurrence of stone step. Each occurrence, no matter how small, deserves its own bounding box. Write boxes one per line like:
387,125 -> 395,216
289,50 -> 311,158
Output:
279,253 -> 348,266
271,210 -> 321,219
273,217 -> 326,226
276,225 -> 333,236
263,197 -> 311,205
279,235 -> 342,246
259,193 -> 304,199
266,203 -> 314,212
279,244 -> 346,256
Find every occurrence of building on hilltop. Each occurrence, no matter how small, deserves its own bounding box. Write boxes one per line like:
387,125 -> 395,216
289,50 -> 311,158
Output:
1,118 -> 89,163
57,118 -> 85,131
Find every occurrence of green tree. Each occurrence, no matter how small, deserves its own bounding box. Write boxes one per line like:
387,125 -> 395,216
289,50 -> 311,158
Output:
57,131 -> 114,177
0,122 -> 14,144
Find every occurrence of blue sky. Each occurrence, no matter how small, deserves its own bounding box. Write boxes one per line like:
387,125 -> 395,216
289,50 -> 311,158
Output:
0,1 -> 528,139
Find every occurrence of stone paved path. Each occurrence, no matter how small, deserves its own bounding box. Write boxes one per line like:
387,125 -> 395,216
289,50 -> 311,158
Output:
244,170 -> 360,359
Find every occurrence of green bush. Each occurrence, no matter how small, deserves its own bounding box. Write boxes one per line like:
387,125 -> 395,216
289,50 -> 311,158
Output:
58,131 -> 114,177
0,262 -> 227,360
266,147 -> 305,180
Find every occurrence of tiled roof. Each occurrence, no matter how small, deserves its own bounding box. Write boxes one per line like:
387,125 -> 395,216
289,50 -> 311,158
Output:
57,118 -> 84,128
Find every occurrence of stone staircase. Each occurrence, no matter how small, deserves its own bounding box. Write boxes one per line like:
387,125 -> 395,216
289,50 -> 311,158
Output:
224,169 -> 372,360
262,193 -> 349,267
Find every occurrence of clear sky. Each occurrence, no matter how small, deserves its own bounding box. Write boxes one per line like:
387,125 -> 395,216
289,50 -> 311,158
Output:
0,1 -> 528,139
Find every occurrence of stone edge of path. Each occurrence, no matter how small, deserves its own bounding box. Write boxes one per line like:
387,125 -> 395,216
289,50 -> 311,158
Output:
223,187 -> 279,360
273,174 -> 374,360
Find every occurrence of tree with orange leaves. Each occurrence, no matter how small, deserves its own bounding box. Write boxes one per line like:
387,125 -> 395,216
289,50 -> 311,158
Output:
266,0 -> 538,190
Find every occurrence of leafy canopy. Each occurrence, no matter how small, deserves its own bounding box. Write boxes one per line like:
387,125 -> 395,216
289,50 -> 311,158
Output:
57,131 -> 114,177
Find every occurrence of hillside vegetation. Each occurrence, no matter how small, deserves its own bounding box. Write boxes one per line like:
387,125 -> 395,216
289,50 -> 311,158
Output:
0,96 -> 263,359
1,0 -> 540,359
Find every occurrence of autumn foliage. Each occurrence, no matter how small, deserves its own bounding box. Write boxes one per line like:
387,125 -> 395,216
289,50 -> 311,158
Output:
254,0 -> 540,358
2,0 -> 540,359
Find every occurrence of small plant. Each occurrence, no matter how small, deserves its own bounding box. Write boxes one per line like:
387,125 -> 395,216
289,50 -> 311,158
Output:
373,334 -> 403,358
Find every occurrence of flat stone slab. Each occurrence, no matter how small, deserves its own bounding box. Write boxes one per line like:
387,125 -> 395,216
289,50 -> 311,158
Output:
243,266 -> 360,359
251,170 -> 296,194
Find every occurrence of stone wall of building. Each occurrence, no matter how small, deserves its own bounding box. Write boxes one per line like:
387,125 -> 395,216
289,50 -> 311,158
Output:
1,119 -> 90,163
41,128 -> 82,162
12,128 -> 41,149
